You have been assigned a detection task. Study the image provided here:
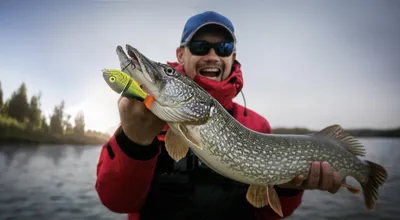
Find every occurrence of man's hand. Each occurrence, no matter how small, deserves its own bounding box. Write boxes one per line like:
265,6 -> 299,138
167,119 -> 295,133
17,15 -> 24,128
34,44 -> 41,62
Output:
278,161 -> 341,194
118,96 -> 166,145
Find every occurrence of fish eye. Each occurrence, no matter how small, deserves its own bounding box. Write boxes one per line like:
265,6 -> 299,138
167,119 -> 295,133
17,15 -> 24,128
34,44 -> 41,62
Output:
165,67 -> 175,76
109,76 -> 116,83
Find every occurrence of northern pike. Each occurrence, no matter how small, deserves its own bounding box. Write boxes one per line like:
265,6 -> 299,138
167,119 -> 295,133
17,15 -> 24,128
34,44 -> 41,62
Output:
102,44 -> 388,217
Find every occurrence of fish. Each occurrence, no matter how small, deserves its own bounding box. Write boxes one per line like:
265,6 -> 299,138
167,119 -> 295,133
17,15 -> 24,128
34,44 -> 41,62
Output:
102,44 -> 388,217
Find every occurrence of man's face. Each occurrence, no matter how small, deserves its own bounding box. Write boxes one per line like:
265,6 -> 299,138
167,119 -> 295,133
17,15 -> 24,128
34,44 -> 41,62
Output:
176,27 -> 236,82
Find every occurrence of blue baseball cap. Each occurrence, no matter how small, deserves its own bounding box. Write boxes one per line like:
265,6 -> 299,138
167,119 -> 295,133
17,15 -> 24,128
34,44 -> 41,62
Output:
180,11 -> 237,46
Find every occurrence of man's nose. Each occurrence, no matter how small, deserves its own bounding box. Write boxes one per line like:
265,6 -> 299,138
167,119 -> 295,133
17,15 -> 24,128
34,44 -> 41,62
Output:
203,48 -> 219,61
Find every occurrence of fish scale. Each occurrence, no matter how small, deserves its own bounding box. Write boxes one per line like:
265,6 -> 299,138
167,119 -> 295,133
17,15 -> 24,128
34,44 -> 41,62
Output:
184,102 -> 368,186
102,44 -> 389,217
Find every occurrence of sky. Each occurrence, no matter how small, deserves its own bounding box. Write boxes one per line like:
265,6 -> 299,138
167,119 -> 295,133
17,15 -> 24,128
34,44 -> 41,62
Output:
0,0 -> 399,134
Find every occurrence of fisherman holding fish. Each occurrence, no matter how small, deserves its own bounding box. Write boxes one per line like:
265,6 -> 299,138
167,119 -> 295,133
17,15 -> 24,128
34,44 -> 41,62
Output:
96,11 -> 348,220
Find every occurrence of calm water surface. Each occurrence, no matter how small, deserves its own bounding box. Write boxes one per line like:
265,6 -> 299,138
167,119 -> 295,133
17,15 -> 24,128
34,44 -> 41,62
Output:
0,138 -> 399,220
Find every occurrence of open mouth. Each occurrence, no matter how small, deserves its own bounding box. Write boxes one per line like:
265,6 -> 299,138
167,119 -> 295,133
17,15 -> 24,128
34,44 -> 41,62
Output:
127,47 -> 140,65
126,47 -> 143,73
125,44 -> 155,85
198,67 -> 222,78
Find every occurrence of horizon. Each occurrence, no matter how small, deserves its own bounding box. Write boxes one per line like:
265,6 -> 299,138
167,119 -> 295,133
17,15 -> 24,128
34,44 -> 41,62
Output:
1,0 -> 399,133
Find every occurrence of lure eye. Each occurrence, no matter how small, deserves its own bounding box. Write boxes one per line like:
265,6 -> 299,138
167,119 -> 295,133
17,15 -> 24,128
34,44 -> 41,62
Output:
109,76 -> 116,83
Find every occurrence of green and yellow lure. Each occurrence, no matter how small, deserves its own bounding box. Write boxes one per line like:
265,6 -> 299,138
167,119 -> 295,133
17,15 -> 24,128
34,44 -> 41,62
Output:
102,69 -> 155,109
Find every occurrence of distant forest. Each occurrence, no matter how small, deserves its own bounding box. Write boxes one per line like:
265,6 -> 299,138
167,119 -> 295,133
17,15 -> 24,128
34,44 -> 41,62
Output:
0,81 -> 110,145
0,81 -> 397,146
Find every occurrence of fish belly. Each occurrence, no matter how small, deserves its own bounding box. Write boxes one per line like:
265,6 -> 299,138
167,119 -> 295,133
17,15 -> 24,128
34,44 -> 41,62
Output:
189,144 -> 264,185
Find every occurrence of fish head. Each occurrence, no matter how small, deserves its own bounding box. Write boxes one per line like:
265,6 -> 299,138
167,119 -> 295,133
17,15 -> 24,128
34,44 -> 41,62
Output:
122,44 -> 216,124
102,69 -> 131,94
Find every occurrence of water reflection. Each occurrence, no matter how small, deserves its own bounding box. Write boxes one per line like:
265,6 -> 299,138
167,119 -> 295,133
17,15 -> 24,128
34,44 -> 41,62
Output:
0,143 -> 127,220
0,138 -> 399,220
0,144 -> 94,169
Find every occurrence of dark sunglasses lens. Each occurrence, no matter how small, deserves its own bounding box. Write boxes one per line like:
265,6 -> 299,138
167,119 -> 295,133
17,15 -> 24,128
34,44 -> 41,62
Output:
215,43 -> 233,57
188,42 -> 210,56
188,42 -> 234,57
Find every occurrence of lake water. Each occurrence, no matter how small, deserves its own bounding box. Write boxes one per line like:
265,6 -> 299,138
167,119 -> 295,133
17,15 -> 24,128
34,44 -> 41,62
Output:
0,138 -> 399,220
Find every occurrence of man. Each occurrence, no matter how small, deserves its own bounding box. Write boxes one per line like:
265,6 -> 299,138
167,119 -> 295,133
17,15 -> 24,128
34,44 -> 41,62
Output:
96,11 -> 341,220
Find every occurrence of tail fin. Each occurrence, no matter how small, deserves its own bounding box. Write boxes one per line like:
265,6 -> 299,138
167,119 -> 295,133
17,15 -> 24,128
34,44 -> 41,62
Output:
360,160 -> 388,210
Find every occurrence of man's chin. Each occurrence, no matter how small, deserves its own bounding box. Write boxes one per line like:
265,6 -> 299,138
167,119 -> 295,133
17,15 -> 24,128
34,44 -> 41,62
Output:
205,76 -> 221,81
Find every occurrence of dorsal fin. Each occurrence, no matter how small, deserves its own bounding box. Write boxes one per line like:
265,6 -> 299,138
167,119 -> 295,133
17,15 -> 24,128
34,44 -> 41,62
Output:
315,124 -> 366,156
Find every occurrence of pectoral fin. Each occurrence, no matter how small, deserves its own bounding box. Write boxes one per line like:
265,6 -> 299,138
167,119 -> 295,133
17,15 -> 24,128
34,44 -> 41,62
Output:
246,185 -> 268,208
267,185 -> 283,217
177,124 -> 203,150
164,129 -> 189,162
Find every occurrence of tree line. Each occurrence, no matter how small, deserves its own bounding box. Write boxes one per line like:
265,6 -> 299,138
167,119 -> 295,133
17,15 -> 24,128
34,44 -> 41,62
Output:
0,81 -> 110,145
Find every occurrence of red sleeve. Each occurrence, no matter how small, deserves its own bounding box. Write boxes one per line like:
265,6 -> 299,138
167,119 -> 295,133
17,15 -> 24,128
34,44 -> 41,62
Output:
95,129 -> 161,213
255,191 -> 304,219
255,118 -> 304,220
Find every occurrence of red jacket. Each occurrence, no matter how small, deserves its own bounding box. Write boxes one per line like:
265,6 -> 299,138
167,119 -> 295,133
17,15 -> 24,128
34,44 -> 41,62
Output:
95,61 -> 304,219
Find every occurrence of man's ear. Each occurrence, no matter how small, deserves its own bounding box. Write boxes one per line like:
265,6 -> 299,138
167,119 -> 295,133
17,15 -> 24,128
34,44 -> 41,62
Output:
176,47 -> 184,65
232,50 -> 236,62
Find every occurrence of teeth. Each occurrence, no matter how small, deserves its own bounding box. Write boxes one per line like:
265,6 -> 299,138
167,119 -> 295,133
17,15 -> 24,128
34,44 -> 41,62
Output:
200,67 -> 220,72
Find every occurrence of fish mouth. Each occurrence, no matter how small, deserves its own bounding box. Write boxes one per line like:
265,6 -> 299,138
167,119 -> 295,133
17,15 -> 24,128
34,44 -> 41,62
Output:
115,45 -> 215,124
124,44 -> 161,96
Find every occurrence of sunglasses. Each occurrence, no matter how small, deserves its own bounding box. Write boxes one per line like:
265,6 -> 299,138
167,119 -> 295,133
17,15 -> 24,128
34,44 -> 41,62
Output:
184,41 -> 235,57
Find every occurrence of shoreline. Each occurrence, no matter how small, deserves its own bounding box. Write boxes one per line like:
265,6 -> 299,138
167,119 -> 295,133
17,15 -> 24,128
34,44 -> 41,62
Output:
0,131 -> 110,146
0,137 -> 109,146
